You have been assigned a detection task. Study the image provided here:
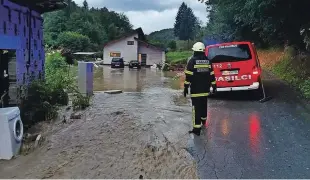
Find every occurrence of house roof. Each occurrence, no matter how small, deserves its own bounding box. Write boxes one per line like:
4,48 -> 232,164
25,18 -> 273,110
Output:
103,27 -> 146,48
9,0 -> 67,13
134,37 -> 165,52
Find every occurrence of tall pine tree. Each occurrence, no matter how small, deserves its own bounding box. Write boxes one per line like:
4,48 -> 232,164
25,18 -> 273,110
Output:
174,2 -> 199,48
83,0 -> 88,9
174,2 -> 188,37
174,2 -> 199,46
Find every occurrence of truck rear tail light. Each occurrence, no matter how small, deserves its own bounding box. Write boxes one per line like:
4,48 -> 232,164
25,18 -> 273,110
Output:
253,66 -> 260,75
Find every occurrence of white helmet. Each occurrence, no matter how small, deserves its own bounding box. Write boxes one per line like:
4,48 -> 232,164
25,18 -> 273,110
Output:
192,42 -> 205,52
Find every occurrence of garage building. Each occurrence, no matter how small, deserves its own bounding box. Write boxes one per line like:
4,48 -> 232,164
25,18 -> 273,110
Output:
103,28 -> 166,66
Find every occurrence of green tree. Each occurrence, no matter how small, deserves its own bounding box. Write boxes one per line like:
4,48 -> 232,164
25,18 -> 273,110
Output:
198,0 -> 310,49
168,40 -> 177,51
43,3 -> 132,51
57,31 -> 91,52
174,3 -> 198,44
174,2 -> 188,38
83,0 -> 88,9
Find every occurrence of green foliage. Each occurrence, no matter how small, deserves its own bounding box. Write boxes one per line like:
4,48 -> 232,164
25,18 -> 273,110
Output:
166,51 -> 192,65
199,0 -> 310,49
20,81 -> 60,128
272,49 -> 310,98
174,2 -> 199,41
45,51 -> 76,91
57,31 -> 91,52
83,0 -> 88,9
300,80 -> 310,98
168,41 -> 177,51
273,54 -> 300,86
148,28 -> 177,41
176,40 -> 196,51
147,29 -> 178,49
174,3 -> 188,38
43,0 -> 133,51
21,52 -> 91,128
147,39 -> 166,49
72,93 -> 91,110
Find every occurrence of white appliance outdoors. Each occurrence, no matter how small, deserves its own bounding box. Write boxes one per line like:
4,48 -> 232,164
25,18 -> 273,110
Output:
78,61 -> 94,96
0,107 -> 24,160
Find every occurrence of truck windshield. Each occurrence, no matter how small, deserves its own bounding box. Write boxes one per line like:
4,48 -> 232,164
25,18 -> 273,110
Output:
207,44 -> 252,62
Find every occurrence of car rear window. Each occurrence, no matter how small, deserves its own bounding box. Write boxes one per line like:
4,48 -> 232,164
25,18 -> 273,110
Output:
207,44 -> 252,62
112,58 -> 121,62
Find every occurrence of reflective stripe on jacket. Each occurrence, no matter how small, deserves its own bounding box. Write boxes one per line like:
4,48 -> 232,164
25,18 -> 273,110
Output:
184,52 -> 216,97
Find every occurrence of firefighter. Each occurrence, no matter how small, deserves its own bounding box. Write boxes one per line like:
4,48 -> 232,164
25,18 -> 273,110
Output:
184,42 -> 216,136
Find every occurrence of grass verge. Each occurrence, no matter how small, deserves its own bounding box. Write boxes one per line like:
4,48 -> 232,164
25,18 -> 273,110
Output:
258,47 -> 310,98
166,51 -> 192,65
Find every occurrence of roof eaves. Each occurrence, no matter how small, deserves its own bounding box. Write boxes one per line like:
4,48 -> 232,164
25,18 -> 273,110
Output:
134,37 -> 165,51
9,0 -> 67,13
103,28 -> 143,48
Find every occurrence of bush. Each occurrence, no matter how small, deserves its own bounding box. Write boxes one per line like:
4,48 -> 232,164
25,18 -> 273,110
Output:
72,93 -> 91,110
300,80 -> 310,98
20,81 -> 60,128
21,51 -> 90,128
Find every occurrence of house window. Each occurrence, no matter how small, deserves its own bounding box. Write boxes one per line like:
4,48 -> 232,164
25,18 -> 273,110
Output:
127,41 -> 134,45
110,52 -> 121,57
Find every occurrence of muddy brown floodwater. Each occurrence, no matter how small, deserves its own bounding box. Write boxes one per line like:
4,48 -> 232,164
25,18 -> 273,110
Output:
0,66 -> 198,179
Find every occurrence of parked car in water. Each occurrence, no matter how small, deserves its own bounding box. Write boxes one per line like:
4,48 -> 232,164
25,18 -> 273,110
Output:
128,60 -> 141,69
111,58 -> 125,68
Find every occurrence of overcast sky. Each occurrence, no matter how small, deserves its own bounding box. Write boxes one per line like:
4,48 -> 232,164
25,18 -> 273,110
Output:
73,0 -> 208,34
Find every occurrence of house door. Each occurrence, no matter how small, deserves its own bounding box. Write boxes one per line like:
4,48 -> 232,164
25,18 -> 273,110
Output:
140,54 -> 147,66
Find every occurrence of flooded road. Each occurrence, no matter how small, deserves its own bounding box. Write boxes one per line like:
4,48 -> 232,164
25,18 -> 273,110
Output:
1,66 -> 310,178
0,66 -> 197,179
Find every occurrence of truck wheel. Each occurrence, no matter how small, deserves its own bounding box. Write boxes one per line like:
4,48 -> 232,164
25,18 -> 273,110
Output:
253,80 -> 263,100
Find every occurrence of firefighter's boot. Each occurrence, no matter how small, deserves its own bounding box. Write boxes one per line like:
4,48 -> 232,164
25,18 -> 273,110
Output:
189,128 -> 201,136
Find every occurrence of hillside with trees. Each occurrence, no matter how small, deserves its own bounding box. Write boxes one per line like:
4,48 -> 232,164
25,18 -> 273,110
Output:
43,0 -> 133,52
147,2 -> 204,51
147,28 -> 177,42
198,0 -> 310,50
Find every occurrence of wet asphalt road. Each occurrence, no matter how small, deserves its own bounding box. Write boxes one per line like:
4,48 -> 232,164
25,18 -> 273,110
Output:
188,72 -> 310,179
95,66 -> 310,178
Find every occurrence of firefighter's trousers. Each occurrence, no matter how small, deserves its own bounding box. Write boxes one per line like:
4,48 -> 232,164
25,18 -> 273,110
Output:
191,97 -> 208,129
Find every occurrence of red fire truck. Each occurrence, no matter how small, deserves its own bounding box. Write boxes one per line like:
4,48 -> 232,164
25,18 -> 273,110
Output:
205,41 -> 262,94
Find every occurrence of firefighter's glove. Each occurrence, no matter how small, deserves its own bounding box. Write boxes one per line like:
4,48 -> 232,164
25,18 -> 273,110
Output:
183,87 -> 189,97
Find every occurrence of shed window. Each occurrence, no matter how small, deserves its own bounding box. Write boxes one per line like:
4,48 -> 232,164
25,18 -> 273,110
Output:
127,41 -> 134,45
110,52 -> 121,57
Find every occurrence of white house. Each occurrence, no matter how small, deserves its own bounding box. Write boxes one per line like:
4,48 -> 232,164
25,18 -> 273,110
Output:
103,28 -> 166,66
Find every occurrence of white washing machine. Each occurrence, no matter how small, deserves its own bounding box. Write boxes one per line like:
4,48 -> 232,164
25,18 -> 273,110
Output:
0,107 -> 24,160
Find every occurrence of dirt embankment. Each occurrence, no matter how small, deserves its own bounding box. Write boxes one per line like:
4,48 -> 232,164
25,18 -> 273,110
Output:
258,48 -> 310,98
257,49 -> 285,69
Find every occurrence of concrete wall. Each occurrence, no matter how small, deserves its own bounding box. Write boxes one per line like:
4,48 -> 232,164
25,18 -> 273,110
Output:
0,0 -> 45,104
138,43 -> 165,66
103,33 -> 138,65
